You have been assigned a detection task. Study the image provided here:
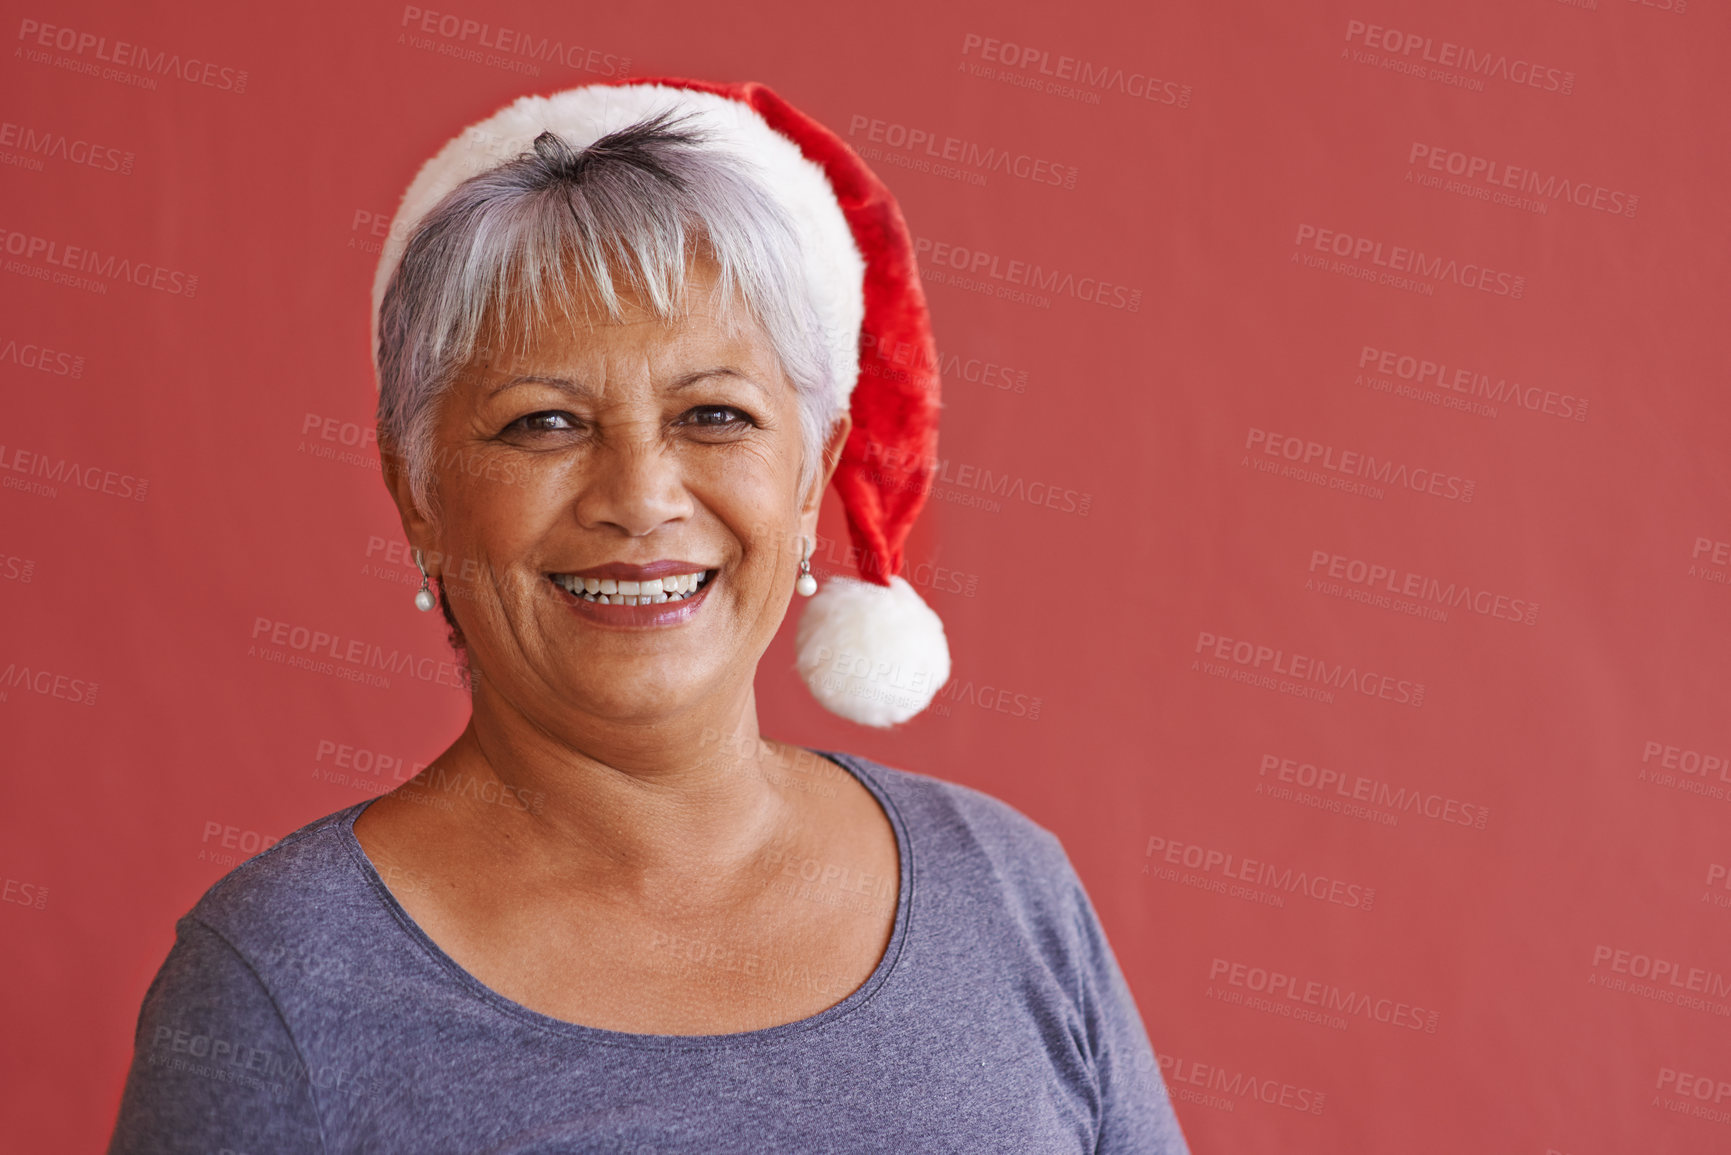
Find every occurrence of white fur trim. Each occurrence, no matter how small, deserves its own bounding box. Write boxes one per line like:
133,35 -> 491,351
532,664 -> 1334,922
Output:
369,84 -> 866,408
795,576 -> 951,727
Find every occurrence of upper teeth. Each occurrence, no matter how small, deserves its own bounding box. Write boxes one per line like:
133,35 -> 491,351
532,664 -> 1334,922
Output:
552,571 -> 710,605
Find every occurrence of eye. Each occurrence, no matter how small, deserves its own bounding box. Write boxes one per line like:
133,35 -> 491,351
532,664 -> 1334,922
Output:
506,411 -> 578,435
681,405 -> 756,429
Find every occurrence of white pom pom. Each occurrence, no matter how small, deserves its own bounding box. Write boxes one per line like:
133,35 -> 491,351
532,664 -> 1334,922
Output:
795,575 -> 951,727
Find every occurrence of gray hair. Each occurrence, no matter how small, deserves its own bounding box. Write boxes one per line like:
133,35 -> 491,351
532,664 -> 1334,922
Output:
376,111 -> 844,519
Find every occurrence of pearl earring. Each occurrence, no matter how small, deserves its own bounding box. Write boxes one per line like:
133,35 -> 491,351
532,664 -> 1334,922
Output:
413,549 -> 436,612
796,536 -> 818,597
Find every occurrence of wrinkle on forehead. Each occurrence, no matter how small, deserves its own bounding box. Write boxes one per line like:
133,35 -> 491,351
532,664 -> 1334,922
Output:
455,273 -> 793,421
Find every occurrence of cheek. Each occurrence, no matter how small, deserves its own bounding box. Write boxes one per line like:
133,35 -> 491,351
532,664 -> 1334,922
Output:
435,463 -> 564,561
697,447 -> 804,553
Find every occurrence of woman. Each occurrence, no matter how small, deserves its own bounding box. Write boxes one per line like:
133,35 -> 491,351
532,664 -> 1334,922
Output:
108,80 -> 1190,1153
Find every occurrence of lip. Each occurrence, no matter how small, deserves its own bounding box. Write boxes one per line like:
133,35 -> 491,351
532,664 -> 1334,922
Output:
548,568 -> 716,629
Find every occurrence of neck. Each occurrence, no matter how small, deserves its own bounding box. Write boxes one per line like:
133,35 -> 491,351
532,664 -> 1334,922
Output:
427,676 -> 799,883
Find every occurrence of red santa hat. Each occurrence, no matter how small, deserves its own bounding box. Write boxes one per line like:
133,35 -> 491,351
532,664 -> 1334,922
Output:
369,78 -> 950,727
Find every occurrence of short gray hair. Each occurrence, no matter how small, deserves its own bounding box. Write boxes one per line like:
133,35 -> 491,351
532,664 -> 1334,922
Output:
376,111 -> 844,518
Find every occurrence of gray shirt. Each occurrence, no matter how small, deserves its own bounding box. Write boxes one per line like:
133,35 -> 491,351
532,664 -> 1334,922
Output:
107,749 -> 1190,1153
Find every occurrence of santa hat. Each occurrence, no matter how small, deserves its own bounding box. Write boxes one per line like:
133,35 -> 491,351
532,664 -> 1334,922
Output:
370,79 -> 950,727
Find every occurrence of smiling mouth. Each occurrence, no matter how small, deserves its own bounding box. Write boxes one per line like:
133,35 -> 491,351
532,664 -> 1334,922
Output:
548,570 -> 716,605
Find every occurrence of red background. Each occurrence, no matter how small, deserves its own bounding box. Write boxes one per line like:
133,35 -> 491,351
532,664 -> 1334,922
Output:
4,1 -> 1728,1150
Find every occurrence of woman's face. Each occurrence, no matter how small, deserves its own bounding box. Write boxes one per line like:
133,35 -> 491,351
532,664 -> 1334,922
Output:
389,262 -> 847,730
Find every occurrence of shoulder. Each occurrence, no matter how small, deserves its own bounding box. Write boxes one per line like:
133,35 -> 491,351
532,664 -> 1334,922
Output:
820,747 -> 1065,852
182,801 -> 379,969
818,747 -> 1084,914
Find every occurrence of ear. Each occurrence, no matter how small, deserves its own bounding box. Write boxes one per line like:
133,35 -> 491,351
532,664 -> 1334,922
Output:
799,412 -> 852,530
378,428 -> 438,567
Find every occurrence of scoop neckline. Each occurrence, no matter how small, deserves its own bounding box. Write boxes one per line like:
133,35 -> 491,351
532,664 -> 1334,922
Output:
336,746 -> 913,1050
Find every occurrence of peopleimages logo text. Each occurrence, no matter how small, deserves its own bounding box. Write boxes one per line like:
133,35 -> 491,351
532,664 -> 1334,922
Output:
1246,427 -> 1475,504
848,115 -> 1078,189
1408,144 -> 1636,219
1344,19 -> 1573,94
1146,835 -> 1375,909
0,120 -> 133,174
0,443 -> 148,500
914,237 -> 1141,312
1208,957 -> 1440,1032
1294,225 -> 1523,299
1194,629 -> 1426,707
0,228 -> 197,297
960,33 -> 1192,107
397,7 -> 630,75
16,18 -> 249,92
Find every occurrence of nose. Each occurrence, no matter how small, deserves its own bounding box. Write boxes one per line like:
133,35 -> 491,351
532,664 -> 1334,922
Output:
570,419 -> 694,537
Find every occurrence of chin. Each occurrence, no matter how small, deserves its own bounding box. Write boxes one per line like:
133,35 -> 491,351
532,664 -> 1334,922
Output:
560,649 -> 726,708
561,680 -> 711,725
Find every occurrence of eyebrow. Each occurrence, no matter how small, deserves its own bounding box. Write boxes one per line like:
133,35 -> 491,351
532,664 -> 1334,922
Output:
486,374 -> 594,399
486,367 -> 769,400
